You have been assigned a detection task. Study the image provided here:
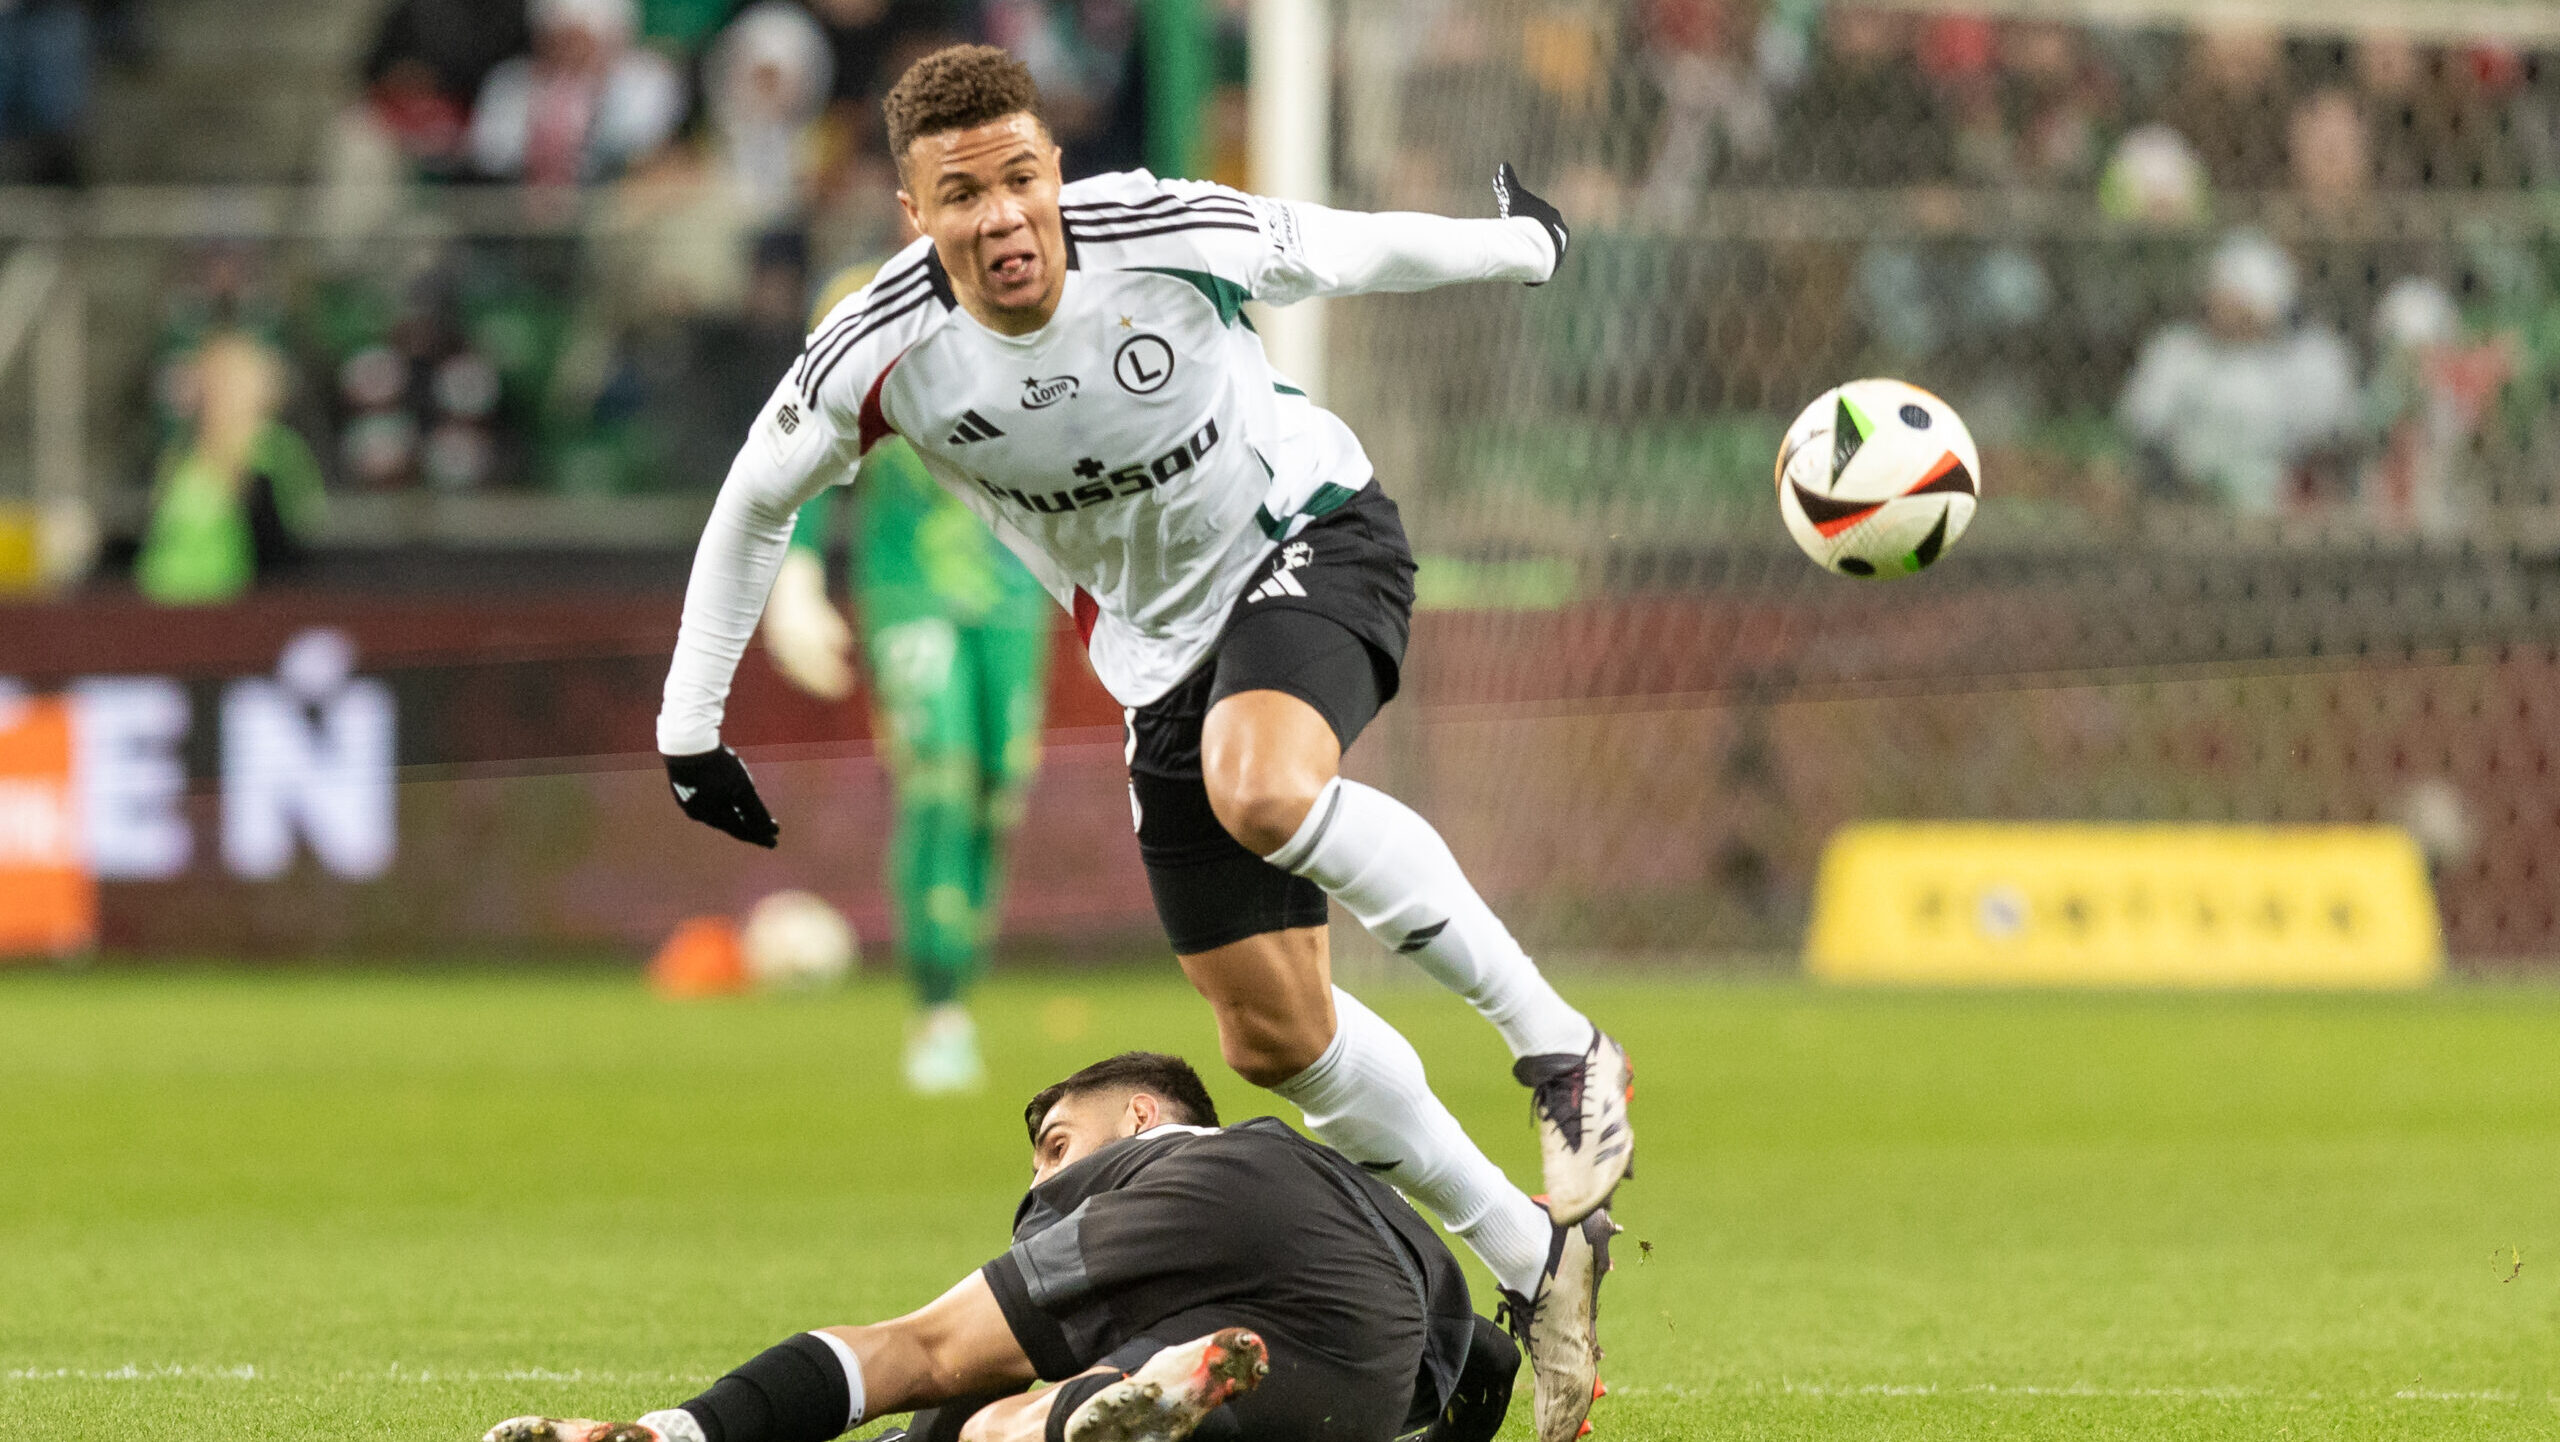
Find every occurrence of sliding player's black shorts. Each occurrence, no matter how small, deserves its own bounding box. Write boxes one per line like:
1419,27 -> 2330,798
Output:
1126,483 -> 1419,953
974,1118 -> 1477,1442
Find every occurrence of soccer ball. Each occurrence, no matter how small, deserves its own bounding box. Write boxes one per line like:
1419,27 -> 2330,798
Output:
1775,379 -> 1981,578
740,890 -> 858,991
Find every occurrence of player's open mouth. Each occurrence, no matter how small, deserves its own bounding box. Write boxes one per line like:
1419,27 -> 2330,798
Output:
988,251 -> 1039,287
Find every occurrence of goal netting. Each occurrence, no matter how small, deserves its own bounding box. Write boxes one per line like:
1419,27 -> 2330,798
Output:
1314,0 -> 2560,968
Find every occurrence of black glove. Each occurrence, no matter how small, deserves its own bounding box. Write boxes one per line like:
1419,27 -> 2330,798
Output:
1493,162 -> 1568,285
665,747 -> 779,848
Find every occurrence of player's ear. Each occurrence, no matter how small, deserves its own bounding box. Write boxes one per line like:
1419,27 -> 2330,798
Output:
1124,1090 -> 1161,1136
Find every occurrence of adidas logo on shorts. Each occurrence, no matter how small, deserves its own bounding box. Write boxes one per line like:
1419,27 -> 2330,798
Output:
1246,542 -> 1315,603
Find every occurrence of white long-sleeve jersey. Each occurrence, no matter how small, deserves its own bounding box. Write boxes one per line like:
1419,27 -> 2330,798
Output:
657,169 -> 1555,755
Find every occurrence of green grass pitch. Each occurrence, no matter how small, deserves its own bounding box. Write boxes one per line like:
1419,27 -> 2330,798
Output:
4,968 -> 2558,1440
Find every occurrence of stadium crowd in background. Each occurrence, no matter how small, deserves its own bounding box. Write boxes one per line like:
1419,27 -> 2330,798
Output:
0,0 -> 152,184
45,2 -> 2560,567
1402,4 -> 2560,527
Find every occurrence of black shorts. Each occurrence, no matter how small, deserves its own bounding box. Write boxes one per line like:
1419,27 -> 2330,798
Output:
977,1120 -> 1470,1442
1128,484 -> 1419,953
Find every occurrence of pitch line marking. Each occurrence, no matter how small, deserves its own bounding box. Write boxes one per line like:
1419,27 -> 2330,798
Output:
1,1364 -> 719,1386
1611,1382 -> 2544,1405
6,1369 -> 2542,1407
3,1365 -> 260,1381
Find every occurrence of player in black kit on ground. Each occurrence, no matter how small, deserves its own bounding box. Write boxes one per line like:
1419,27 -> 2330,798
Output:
482,1053 -> 1540,1442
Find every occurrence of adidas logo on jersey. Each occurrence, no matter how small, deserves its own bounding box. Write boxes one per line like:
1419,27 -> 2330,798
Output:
947,410 -> 1006,444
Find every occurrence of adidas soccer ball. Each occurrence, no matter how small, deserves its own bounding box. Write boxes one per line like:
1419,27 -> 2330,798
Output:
1776,379 -> 1981,578
741,890 -> 858,991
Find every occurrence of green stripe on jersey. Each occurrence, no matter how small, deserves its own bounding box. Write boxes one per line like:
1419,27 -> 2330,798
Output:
1134,266 -> 1255,329
1254,481 -> 1363,540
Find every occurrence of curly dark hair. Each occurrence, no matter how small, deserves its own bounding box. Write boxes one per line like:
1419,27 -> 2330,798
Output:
1025,1052 -> 1220,1142
883,44 -> 1044,171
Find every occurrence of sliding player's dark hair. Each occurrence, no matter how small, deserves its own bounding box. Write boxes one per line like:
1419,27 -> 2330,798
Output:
884,44 -> 1044,170
1026,1052 -> 1220,1141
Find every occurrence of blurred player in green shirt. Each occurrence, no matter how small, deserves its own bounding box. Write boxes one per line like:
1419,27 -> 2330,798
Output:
759,264 -> 1052,1094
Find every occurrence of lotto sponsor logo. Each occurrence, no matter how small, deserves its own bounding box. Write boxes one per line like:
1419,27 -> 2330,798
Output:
1020,375 -> 1079,409
978,419 -> 1221,516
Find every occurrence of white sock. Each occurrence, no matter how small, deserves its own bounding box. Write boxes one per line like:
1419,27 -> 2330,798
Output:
1270,779 -> 1592,1059
807,1330 -> 867,1431
636,1412 -> 706,1442
1269,986 -> 1554,1296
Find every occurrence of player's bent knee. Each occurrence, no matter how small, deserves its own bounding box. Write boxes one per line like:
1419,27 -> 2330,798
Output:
1221,1035 -> 1307,1088
1204,771 -> 1324,858
1213,1005 -> 1330,1086
1200,691 -> 1341,857
1182,930 -> 1336,1085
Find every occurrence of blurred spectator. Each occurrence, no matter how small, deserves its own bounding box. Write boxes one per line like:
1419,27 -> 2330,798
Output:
470,0 -> 686,185
1915,13 -> 2005,183
705,1 -> 834,224
785,0 -> 970,264
1781,8 -> 1940,185
2098,122 -> 2210,225
2005,20 -> 2113,186
809,0 -> 970,117
605,3 -> 830,325
151,243 -> 288,434
136,332 -> 325,605
363,0 -> 532,179
0,0 -> 93,183
2356,31 -> 2435,187
2117,229 -> 2358,515
2289,86 -> 2371,212
984,0 -> 1142,178
2362,39 -> 2536,190
331,271 -> 510,493
2364,275 -> 2514,536
2172,24 -> 2292,189
1636,0 -> 1775,221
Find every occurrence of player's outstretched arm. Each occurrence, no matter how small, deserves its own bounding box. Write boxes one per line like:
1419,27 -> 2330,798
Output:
1247,161 -> 1567,304
1492,162 -> 1569,285
658,378 -> 857,847
484,1272 -> 1040,1442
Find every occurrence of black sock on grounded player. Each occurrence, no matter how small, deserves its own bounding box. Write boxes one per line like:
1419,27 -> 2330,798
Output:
677,1332 -> 862,1442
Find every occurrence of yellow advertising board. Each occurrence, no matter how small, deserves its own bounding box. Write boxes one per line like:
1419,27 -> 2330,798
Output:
1807,823 -> 2441,989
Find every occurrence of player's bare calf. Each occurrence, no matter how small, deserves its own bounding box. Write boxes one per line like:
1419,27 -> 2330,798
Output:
1061,1328 -> 1269,1442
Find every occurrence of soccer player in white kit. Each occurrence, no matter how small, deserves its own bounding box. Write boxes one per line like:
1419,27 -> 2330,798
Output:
657,47 -> 1632,1442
